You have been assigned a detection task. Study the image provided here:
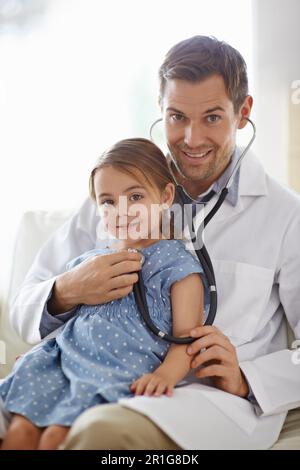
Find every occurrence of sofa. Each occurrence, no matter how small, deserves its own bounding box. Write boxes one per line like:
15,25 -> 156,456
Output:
0,210 -> 299,449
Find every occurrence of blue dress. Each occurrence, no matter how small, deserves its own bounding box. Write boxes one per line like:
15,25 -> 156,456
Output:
0,239 -> 208,427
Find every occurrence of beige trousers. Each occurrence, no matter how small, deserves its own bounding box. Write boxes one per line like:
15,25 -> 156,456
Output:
60,403 -> 181,450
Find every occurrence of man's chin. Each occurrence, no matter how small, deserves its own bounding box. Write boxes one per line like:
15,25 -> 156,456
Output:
178,164 -> 210,182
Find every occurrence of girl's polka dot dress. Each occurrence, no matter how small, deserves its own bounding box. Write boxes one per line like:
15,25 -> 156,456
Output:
0,239 -> 208,427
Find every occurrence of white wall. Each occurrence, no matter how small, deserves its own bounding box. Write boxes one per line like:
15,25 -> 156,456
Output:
252,0 -> 300,186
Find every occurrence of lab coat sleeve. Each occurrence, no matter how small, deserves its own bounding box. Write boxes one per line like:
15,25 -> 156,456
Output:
9,198 -> 98,345
240,210 -> 300,416
39,286 -> 78,339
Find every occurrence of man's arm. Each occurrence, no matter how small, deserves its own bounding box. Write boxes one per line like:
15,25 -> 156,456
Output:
239,349 -> 300,416
9,198 -> 98,344
239,212 -> 300,416
188,208 -> 300,414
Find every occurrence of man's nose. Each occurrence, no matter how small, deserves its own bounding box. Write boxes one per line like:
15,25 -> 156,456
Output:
184,122 -> 206,148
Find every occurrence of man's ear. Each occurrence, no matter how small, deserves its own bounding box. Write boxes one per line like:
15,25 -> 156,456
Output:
238,95 -> 253,129
158,95 -> 163,112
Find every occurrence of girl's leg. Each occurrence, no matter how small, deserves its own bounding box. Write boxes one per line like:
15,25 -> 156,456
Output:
38,425 -> 70,450
1,414 -> 43,450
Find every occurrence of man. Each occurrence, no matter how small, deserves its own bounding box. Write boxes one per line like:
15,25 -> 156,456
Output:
6,36 -> 300,449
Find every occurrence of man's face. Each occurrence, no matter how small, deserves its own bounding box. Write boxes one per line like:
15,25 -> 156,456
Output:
161,75 -> 242,196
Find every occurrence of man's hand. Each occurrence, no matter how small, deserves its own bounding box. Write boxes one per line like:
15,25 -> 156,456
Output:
130,372 -> 176,397
186,325 -> 249,398
48,250 -> 143,315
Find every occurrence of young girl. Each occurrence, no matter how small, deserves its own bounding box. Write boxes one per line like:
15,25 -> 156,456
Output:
0,138 -> 208,450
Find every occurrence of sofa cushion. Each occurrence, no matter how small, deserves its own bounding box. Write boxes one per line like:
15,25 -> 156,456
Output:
0,209 -> 73,378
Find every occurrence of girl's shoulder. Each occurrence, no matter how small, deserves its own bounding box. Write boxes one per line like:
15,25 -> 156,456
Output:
140,238 -> 205,294
140,238 -> 195,259
140,238 -> 200,274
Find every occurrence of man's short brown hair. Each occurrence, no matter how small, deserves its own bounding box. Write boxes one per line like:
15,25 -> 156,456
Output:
159,35 -> 248,113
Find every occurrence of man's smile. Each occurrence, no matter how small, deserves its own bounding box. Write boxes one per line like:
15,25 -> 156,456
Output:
180,148 -> 214,165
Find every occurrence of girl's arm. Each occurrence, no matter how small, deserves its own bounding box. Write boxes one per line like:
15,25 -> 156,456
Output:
131,273 -> 204,396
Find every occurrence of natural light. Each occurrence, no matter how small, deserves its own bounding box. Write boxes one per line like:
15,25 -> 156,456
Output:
0,0 -> 252,296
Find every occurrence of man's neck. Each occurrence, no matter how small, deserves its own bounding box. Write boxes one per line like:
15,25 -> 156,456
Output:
169,162 -> 213,199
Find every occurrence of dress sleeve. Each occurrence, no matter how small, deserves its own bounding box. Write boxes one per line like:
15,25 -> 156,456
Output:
161,241 -> 205,291
162,242 -> 204,293
158,241 -> 209,322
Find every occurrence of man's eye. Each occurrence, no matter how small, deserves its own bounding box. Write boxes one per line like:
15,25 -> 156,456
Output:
130,194 -> 143,202
207,114 -> 221,123
171,113 -> 185,122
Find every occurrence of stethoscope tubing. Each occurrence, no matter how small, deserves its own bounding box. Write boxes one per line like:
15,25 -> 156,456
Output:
133,118 -> 256,344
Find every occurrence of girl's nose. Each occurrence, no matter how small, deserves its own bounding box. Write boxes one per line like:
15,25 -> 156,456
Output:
116,196 -> 129,217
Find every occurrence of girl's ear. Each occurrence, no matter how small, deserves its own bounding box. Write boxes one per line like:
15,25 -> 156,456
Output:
161,182 -> 175,208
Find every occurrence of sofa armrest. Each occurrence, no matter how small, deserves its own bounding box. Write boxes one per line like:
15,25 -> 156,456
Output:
0,209 -> 74,378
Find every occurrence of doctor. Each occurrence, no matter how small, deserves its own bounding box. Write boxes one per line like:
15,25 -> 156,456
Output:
6,36 -> 300,449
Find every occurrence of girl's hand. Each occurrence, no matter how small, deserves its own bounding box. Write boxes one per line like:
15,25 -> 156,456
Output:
130,373 -> 175,397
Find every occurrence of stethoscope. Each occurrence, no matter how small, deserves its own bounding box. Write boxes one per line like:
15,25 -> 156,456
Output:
133,117 -> 256,344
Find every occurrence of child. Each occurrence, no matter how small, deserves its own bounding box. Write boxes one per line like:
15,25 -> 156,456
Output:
0,138 -> 208,450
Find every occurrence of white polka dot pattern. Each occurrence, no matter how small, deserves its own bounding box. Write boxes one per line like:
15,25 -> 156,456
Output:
0,239 -> 207,427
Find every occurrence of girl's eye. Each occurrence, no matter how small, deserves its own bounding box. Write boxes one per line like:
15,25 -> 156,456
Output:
101,199 -> 114,206
206,114 -> 221,123
100,194 -> 144,205
130,194 -> 143,202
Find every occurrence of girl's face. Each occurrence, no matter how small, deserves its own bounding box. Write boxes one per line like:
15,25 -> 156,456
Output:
93,165 -> 174,248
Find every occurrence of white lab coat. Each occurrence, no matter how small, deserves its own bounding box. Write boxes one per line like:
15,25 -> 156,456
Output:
6,150 -> 300,449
